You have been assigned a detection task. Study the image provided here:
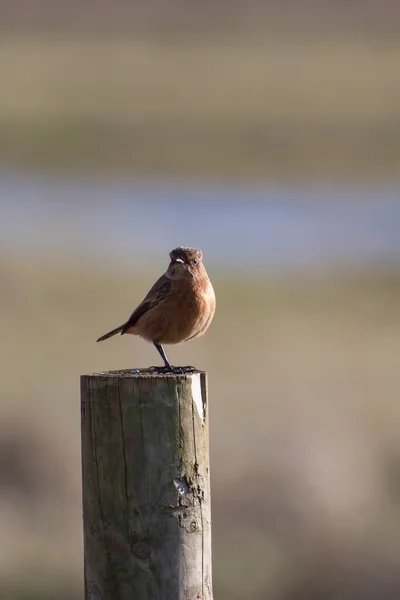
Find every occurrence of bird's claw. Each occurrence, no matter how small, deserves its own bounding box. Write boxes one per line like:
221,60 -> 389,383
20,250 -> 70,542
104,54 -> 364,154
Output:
150,365 -> 197,374
171,365 -> 197,374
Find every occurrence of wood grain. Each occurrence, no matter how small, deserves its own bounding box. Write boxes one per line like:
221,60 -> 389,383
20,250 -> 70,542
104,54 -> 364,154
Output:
81,369 -> 212,600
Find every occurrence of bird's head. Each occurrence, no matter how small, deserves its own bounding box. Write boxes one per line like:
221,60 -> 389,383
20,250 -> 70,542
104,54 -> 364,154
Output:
167,247 -> 204,280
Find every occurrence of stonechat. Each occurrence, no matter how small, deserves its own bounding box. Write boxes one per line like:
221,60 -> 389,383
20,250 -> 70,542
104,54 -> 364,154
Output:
97,247 -> 215,371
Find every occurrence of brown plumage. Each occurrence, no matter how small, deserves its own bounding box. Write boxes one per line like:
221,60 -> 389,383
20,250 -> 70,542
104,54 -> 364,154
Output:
96,247 -> 216,371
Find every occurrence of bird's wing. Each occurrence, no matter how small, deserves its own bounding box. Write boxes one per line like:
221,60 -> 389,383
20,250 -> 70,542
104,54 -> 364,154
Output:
121,274 -> 171,334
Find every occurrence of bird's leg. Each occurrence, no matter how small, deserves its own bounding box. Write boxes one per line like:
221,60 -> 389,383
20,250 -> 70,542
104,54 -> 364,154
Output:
152,343 -> 196,374
154,343 -> 173,371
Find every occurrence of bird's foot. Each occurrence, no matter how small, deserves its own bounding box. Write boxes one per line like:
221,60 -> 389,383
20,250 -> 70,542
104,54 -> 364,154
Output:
171,365 -> 197,374
149,365 -> 197,374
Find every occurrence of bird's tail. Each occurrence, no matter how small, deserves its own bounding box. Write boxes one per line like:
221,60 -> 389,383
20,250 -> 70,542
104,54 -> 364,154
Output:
96,324 -> 124,342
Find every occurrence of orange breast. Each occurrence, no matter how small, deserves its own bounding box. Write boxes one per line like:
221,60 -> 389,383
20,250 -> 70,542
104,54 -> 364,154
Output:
130,278 -> 215,344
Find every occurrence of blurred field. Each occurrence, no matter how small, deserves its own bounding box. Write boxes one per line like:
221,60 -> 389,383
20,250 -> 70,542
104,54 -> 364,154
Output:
1,3 -> 400,597
1,31 -> 400,180
1,254 -> 400,599
1,0 -> 400,36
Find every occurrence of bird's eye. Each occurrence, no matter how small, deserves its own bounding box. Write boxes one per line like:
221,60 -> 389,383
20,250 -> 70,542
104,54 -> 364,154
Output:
192,258 -> 198,265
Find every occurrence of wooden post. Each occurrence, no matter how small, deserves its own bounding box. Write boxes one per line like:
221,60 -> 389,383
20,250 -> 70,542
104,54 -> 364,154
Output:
80,369 -> 212,600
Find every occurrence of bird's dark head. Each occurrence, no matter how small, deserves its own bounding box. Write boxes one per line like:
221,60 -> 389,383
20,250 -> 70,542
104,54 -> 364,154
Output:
168,247 -> 204,280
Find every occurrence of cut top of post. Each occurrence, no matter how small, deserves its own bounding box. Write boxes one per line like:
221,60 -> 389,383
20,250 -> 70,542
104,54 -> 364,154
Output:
82,369 -> 208,422
86,368 -> 206,378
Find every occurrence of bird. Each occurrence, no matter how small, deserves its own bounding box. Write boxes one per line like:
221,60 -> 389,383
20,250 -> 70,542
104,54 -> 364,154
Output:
96,247 -> 216,372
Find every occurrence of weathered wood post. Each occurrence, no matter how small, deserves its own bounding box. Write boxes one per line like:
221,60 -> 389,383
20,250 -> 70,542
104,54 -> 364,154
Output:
81,369 -> 212,600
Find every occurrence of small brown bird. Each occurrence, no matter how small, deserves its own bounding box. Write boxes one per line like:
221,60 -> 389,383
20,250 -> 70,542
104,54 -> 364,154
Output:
97,247 -> 216,371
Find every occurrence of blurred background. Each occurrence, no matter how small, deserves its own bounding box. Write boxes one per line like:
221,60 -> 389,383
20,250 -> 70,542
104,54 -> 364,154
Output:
1,2 -> 400,599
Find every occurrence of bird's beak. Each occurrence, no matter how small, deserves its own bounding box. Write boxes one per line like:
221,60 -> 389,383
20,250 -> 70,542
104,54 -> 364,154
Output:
175,258 -> 185,264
